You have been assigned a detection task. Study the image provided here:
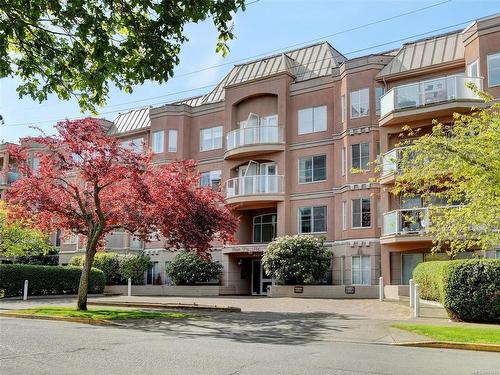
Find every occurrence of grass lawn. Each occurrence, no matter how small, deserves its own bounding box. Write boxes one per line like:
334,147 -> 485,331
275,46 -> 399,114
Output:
392,323 -> 500,345
10,306 -> 191,321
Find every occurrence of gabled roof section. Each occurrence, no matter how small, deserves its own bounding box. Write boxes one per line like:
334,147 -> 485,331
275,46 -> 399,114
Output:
377,31 -> 464,79
109,107 -> 151,135
194,42 -> 346,106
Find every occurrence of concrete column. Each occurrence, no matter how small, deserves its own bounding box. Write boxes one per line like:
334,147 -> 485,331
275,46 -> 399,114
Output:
276,201 -> 286,236
381,245 -> 391,285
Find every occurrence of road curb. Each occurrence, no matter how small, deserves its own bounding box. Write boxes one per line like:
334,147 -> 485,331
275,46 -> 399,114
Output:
87,301 -> 242,312
393,341 -> 500,353
0,311 -> 112,325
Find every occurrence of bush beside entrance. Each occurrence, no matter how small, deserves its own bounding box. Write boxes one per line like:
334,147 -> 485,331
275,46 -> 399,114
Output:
413,259 -> 500,323
262,235 -> 331,285
165,251 -> 222,285
0,264 -> 105,297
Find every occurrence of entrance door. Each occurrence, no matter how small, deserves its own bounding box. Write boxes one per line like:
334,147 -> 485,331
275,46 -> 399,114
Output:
251,259 -> 273,295
402,253 -> 423,284
239,161 -> 258,195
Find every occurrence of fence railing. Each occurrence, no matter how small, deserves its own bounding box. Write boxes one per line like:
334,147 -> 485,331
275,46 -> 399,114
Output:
380,75 -> 482,118
226,175 -> 284,198
226,126 -> 283,151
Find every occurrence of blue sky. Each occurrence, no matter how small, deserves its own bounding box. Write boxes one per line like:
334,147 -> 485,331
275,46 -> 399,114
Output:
1,0 -> 499,143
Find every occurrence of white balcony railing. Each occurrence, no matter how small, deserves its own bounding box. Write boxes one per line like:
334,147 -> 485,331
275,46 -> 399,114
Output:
380,146 -> 409,177
226,175 -> 284,198
0,172 -> 20,185
380,75 -> 482,118
383,206 -> 460,236
105,232 -> 144,250
226,126 -> 284,151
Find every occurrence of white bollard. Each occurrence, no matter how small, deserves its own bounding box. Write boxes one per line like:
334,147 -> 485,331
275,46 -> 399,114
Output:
413,283 -> 420,318
23,280 -> 28,301
127,278 -> 132,297
378,276 -> 384,301
409,279 -> 414,309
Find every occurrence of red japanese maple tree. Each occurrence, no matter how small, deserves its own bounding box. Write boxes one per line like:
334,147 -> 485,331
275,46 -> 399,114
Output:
7,118 -> 237,310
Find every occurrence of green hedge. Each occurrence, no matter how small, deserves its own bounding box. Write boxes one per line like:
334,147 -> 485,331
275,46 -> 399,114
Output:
165,251 -> 222,285
0,264 -> 105,298
69,253 -> 151,285
413,259 -> 500,323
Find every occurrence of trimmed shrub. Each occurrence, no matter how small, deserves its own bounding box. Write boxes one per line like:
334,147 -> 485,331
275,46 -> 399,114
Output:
413,259 -> 500,323
0,264 -> 105,297
165,251 -> 222,285
69,252 -> 151,285
262,235 -> 332,285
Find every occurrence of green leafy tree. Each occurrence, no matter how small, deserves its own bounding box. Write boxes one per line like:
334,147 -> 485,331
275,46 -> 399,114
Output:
166,251 -> 222,285
1,0 -> 245,111
262,235 -> 331,285
393,89 -> 500,255
0,201 -> 53,258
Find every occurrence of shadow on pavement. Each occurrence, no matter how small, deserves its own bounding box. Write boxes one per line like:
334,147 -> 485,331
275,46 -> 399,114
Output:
114,310 -> 357,345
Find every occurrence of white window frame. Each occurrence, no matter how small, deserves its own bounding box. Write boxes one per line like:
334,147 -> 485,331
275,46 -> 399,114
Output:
341,95 -> 346,123
200,170 -> 222,190
121,137 -> 144,153
298,206 -> 327,234
298,155 -> 327,184
63,233 -> 78,245
298,105 -> 327,135
351,255 -> 371,285
152,130 -> 164,153
342,201 -> 347,231
351,198 -> 371,229
487,52 -> 500,87
350,88 -> 370,119
375,87 -> 384,116
341,147 -> 346,176
351,142 -> 370,171
200,126 -> 223,151
467,59 -> 479,77
252,213 -> 277,243
168,130 -> 178,153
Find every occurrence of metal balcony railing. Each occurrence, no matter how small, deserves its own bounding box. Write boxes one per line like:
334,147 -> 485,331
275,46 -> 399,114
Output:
226,175 -> 284,198
380,75 -> 482,118
226,126 -> 284,151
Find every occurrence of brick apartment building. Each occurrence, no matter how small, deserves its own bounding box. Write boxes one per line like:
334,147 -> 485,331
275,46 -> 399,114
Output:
2,14 -> 499,295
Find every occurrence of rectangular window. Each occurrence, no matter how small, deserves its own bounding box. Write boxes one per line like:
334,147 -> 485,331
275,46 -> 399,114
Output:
168,130 -> 178,153
350,88 -> 369,118
200,170 -> 222,190
377,198 -> 382,228
341,95 -> 346,123
200,126 -> 223,151
468,59 -> 479,77
152,130 -> 164,153
352,198 -> 371,228
32,157 -> 40,176
64,233 -> 77,245
487,52 -> 500,87
342,201 -> 347,231
121,138 -> 143,153
352,255 -> 371,285
298,155 -> 326,183
298,206 -> 327,233
298,105 -> 327,134
341,147 -> 346,176
351,142 -> 370,171
375,87 -> 384,116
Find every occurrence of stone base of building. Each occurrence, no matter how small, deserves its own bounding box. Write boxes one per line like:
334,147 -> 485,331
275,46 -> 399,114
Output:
104,285 -> 221,297
268,285 -> 379,299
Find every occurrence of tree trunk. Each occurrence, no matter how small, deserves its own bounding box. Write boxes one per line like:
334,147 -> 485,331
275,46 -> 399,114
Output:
76,244 -> 97,311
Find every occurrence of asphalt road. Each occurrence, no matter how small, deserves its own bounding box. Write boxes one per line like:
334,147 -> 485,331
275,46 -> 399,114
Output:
1,317 -> 499,375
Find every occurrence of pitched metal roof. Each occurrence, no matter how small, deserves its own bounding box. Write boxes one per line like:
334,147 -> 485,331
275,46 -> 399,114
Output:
110,107 -> 151,135
377,31 -> 464,78
197,42 -> 346,105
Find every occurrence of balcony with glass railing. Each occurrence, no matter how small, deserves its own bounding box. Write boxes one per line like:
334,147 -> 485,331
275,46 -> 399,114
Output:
225,126 -> 285,159
379,75 -> 483,125
225,175 -> 284,204
105,232 -> 144,251
380,147 -> 409,184
382,206 -> 458,243
0,171 -> 20,186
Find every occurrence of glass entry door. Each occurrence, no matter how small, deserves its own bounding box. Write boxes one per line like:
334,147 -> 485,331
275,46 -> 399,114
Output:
259,162 -> 277,193
251,259 -> 272,295
402,253 -> 423,284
